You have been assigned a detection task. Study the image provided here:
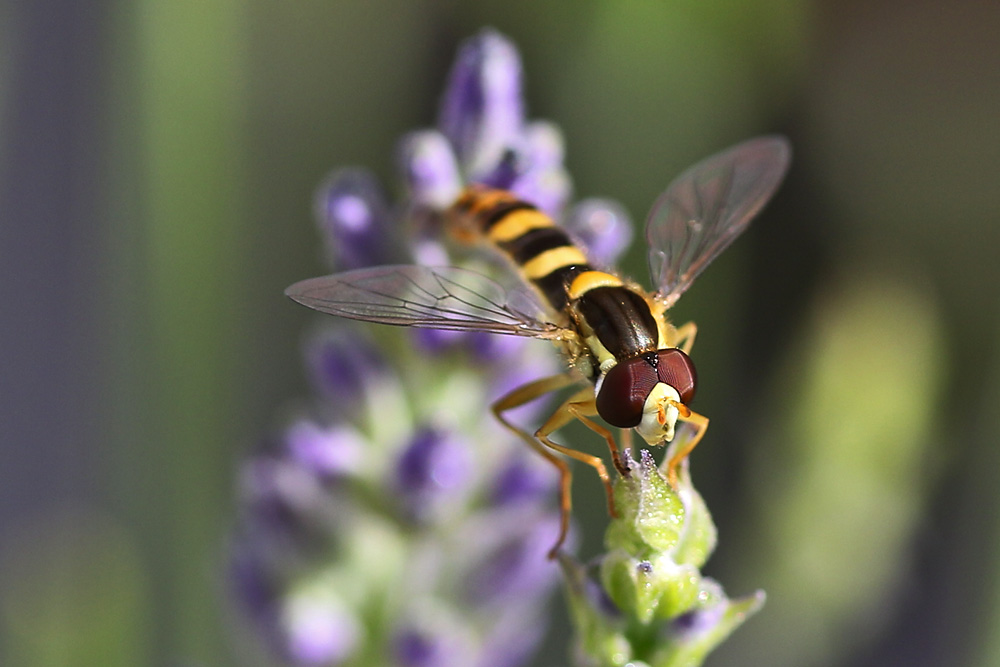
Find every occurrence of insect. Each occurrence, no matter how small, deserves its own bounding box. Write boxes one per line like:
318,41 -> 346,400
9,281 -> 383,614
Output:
287,136 -> 791,556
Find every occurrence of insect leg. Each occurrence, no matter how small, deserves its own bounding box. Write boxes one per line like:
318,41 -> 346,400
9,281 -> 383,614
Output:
669,321 -> 699,355
535,388 -> 620,520
663,405 -> 709,488
491,373 -> 579,558
564,398 -> 630,478
619,425 -> 634,461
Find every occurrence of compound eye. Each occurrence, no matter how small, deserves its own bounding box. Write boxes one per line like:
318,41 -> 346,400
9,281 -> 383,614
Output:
595,357 -> 659,428
656,348 -> 697,404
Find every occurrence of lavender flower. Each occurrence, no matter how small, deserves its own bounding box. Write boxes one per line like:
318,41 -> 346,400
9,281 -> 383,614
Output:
399,131 -> 463,212
304,328 -> 389,419
393,425 -> 474,523
438,28 -> 525,179
400,30 -> 571,219
489,454 -> 557,507
564,198 -> 634,268
233,27 -> 759,667
313,169 -> 399,271
232,323 -> 563,666
282,585 -> 362,666
285,420 -> 365,480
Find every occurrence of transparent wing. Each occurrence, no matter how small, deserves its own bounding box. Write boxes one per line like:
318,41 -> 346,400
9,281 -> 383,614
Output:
646,135 -> 791,308
285,264 -> 568,339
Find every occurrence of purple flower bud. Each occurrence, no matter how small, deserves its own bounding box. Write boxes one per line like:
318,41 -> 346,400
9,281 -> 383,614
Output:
439,29 -> 525,178
489,455 -> 557,507
476,606 -> 548,667
507,122 -> 571,217
466,331 -> 527,363
487,345 -> 561,424
398,130 -> 462,211
285,419 -> 364,480
238,455 -> 334,554
232,544 -> 321,665
663,584 -> 766,654
473,122 -> 571,218
410,235 -> 451,267
510,166 -> 572,220
564,198 -> 634,267
521,121 -> 564,170
229,544 -> 279,628
411,326 -> 468,355
671,602 -> 724,637
476,147 -> 522,191
393,622 -> 471,667
305,328 -> 387,414
465,513 -> 561,607
395,629 -> 439,667
314,169 -> 396,270
281,589 -> 361,665
394,426 -> 473,522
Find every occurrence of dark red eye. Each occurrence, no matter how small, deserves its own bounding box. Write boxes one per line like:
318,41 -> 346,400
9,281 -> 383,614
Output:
595,356 -> 658,428
595,349 -> 698,428
655,348 -> 697,404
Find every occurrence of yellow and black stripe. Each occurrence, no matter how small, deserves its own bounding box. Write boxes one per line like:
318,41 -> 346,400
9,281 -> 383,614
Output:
451,186 -> 661,368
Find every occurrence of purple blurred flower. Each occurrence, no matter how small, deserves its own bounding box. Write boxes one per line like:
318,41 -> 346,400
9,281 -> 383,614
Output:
394,426 -> 474,522
395,628 -> 441,667
486,339 -> 561,424
466,330 -> 526,363
304,327 -> 388,413
285,419 -> 364,480
411,326 -> 468,355
464,512 -> 561,608
230,545 -> 280,630
413,323 -> 534,363
314,168 -> 396,270
281,589 -> 361,665
475,605 -> 548,667
564,198 -> 634,267
439,28 -> 524,178
393,621 -> 473,667
400,29 -> 572,219
499,122 -> 572,217
490,455 -> 557,507
399,130 -> 463,211
238,455 -> 340,556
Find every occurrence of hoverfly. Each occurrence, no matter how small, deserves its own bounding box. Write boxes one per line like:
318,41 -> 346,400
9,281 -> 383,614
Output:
287,136 -> 791,556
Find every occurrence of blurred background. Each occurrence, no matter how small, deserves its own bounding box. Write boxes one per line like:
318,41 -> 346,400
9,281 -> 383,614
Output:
3,0 -> 999,665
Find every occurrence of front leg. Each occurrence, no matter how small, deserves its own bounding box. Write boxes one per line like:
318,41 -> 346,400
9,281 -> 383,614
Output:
662,403 -> 709,488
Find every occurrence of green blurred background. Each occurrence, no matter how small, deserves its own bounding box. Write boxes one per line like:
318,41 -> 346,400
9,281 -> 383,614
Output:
3,1 -> 999,665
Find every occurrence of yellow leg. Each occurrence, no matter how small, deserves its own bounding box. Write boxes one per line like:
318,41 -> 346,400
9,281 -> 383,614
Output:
669,321 -> 698,355
663,402 -> 709,488
491,373 -> 579,558
534,389 -> 623,522
568,406 -> 630,479
619,426 -> 634,463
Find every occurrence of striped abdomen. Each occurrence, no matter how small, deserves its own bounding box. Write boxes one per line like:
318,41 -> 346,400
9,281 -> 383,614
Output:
450,187 -> 661,366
